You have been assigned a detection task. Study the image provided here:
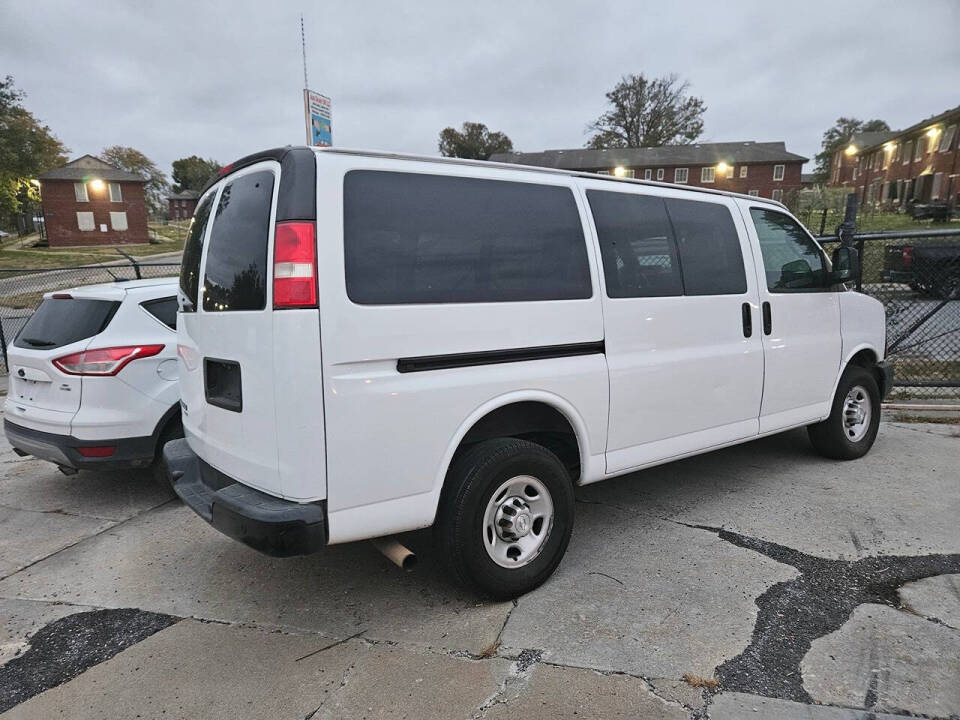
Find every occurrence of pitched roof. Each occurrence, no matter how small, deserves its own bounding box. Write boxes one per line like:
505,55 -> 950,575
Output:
38,154 -> 147,182
855,105 -> 960,153
848,131 -> 897,151
489,141 -> 808,170
167,189 -> 201,200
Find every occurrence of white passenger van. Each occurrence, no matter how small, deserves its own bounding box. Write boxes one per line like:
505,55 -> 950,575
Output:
164,147 -> 892,598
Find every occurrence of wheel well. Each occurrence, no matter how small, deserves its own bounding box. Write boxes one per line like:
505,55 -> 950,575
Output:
845,348 -> 887,397
454,401 -> 581,482
152,404 -> 183,457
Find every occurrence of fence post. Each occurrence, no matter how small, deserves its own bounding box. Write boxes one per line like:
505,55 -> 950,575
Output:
818,208 -> 828,236
116,249 -> 142,279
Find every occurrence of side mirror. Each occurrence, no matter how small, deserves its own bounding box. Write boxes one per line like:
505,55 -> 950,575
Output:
829,246 -> 860,284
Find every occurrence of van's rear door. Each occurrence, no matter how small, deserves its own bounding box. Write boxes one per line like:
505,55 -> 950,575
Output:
177,150 -> 324,502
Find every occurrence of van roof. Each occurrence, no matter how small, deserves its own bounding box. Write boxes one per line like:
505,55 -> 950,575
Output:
313,147 -> 788,208
209,145 -> 788,210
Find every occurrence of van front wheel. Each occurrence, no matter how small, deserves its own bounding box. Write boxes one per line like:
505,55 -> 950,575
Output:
807,365 -> 881,460
435,438 -> 574,600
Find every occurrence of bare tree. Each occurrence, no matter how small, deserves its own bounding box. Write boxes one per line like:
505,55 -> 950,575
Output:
586,73 -> 706,149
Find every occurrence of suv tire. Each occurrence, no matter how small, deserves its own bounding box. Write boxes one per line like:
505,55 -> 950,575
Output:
807,365 -> 881,460
435,438 -> 574,600
152,418 -> 184,494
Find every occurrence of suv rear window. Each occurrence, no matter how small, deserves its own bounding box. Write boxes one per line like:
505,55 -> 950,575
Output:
179,192 -> 214,312
14,297 -> 119,350
141,296 -> 178,330
343,171 -> 592,304
202,170 -> 275,312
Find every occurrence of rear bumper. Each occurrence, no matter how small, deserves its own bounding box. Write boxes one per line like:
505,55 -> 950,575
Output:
877,360 -> 894,400
4,419 -> 156,470
163,439 -> 327,557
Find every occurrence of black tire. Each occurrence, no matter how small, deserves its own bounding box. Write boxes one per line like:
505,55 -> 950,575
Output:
434,438 -> 575,600
807,365 -> 881,460
151,418 -> 183,494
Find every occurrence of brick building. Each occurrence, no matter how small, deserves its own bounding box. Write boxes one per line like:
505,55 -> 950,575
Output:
38,155 -> 149,247
828,105 -> 960,210
167,189 -> 200,220
490,141 -> 808,202
826,130 -> 896,187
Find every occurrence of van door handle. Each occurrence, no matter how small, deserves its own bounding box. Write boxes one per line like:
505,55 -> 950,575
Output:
762,301 -> 772,335
741,303 -> 752,338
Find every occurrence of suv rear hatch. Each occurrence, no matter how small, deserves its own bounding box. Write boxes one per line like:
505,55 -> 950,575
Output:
176,148 -> 325,502
6,288 -> 123,433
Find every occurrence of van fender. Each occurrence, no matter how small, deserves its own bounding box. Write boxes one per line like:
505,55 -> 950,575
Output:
424,389 -> 597,526
828,342 -> 882,410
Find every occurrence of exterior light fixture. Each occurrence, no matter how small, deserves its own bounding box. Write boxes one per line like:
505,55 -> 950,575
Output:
613,166 -> 626,177
926,127 -> 940,138
89,178 -> 105,191
844,145 -> 857,156
716,161 -> 729,173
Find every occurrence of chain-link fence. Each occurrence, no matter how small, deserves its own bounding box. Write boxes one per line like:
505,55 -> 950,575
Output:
817,227 -> 960,399
0,260 -> 180,373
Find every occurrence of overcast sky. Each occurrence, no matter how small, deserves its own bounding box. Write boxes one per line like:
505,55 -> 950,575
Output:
2,1 -> 958,175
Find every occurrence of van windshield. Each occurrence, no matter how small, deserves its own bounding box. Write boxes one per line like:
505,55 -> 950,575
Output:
14,297 -> 119,350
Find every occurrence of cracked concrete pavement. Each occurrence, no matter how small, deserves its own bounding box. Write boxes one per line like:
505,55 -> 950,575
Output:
0,419 -> 957,718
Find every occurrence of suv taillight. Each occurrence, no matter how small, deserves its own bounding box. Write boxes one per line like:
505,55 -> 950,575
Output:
273,221 -> 317,309
53,345 -> 164,376
901,245 -> 914,268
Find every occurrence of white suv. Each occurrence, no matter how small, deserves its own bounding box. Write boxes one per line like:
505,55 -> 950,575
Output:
164,147 -> 891,598
5,278 -> 181,477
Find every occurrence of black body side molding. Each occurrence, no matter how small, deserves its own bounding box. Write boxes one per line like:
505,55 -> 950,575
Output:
397,341 -> 605,374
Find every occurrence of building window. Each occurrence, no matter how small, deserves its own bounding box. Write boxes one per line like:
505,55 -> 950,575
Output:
940,125 -> 957,153
914,137 -> 924,161
773,164 -> 785,181
622,169 -> 635,178
771,189 -> 783,202
725,165 -> 734,179
108,183 -> 122,202
893,143 -> 901,163
748,190 -> 759,197
674,167 -> 688,184
882,148 -> 890,169
740,165 -> 748,178
109,211 -> 128,231
74,182 -> 88,202
903,140 -> 912,164
701,167 -> 715,183
76,211 -> 95,231
656,168 -> 664,181
932,173 -> 944,200
643,168 -> 652,180
852,167 -> 859,180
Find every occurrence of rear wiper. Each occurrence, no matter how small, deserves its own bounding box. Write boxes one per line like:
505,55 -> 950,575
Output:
21,338 -> 56,347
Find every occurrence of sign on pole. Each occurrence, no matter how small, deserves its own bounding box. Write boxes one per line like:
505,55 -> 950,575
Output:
304,90 -> 332,147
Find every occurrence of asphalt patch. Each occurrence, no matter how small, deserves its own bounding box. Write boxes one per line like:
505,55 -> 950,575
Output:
694,525 -> 960,704
0,607 -> 178,713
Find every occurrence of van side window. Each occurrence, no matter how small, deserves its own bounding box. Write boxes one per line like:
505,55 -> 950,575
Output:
587,190 -> 682,298
665,199 -> 747,296
343,171 -> 592,304
179,193 -> 214,312
750,208 -> 827,292
202,171 -> 275,312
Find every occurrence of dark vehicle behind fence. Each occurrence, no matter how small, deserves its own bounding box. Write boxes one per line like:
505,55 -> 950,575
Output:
883,242 -> 960,300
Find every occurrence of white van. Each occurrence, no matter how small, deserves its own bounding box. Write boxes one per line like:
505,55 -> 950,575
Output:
164,147 -> 891,598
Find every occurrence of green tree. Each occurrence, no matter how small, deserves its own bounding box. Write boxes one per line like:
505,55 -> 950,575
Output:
438,122 -> 514,160
586,73 -> 706,149
0,75 -> 68,228
101,145 -> 169,216
813,117 -> 890,182
171,155 -> 221,193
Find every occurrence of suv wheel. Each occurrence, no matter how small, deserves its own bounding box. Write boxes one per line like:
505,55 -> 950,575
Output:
807,365 -> 881,460
435,438 -> 574,599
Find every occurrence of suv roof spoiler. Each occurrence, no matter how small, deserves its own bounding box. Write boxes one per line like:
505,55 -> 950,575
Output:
201,146 -> 316,222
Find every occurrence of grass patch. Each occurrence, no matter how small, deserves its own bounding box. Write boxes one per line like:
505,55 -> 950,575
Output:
890,413 -> 960,425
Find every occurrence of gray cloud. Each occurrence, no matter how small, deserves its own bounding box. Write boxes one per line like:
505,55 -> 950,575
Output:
3,0 -> 957,175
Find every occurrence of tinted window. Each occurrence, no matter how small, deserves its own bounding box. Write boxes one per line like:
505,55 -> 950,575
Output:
179,193 -> 214,312
344,171 -> 591,304
665,199 -> 747,296
141,296 -> 178,330
202,171 -> 275,312
587,190 -> 682,298
14,298 -> 119,350
750,208 -> 827,292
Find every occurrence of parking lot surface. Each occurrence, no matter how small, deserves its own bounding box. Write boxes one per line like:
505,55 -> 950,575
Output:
0,415 -> 957,719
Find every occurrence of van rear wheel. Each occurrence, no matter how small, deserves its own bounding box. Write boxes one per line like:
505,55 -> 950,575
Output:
807,365 -> 880,460
435,438 -> 574,600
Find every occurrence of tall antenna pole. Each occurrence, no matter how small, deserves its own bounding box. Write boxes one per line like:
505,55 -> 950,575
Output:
300,13 -> 309,89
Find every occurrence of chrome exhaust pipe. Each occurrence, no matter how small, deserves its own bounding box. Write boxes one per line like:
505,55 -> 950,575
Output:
371,537 -> 417,571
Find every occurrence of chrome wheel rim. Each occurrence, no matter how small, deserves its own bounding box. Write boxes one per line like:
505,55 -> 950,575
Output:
843,385 -> 871,442
483,475 -> 554,569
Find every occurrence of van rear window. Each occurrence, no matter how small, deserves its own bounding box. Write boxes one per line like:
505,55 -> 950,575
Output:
179,193 -> 214,312
14,298 -> 119,350
343,171 -> 592,304
202,171 -> 275,312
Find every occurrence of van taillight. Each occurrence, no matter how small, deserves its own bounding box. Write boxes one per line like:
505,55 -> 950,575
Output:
273,221 -> 317,309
